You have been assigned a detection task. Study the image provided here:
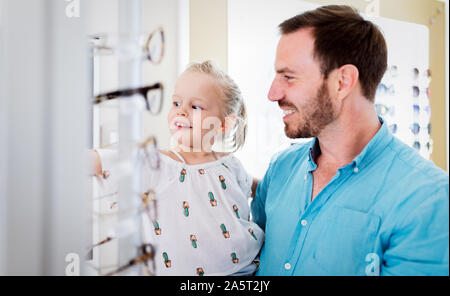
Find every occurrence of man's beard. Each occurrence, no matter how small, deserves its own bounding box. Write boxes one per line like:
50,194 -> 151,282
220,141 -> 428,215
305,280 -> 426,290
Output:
282,81 -> 337,139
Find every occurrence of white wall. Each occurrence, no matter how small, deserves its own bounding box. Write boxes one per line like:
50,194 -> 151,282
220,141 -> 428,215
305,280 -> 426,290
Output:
0,0 -> 89,275
0,0 -> 8,276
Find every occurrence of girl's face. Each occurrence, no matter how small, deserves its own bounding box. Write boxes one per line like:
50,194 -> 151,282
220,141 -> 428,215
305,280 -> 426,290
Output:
168,71 -> 226,151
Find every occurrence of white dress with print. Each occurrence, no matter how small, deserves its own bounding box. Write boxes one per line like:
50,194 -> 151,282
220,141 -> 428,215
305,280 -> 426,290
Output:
96,149 -> 264,276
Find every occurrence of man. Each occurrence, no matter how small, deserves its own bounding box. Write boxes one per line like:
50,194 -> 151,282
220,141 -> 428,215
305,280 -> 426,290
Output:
251,5 -> 449,276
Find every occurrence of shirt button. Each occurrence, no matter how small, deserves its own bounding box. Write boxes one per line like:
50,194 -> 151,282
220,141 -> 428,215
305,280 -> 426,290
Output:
284,263 -> 291,270
301,219 -> 308,226
353,167 -> 359,173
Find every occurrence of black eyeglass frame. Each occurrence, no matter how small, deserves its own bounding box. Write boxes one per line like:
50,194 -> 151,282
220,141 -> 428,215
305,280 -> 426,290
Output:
93,82 -> 164,115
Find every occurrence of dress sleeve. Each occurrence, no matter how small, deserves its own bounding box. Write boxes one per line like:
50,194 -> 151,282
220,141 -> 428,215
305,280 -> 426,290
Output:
137,149 -> 161,194
96,148 -> 161,196
226,155 -> 253,199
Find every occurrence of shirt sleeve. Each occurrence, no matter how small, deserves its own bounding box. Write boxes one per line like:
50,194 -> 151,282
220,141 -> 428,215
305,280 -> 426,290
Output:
381,185 -> 449,276
250,153 -> 279,232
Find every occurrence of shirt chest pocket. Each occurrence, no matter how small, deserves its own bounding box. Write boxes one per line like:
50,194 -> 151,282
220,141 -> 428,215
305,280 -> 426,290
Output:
311,206 -> 381,275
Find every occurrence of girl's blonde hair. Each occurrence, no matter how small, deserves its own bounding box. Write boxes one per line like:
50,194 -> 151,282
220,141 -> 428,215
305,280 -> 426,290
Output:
184,60 -> 247,152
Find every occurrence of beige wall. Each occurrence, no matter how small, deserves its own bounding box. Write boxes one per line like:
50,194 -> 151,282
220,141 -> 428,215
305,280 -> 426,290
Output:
189,0 -> 448,171
190,0 -> 228,71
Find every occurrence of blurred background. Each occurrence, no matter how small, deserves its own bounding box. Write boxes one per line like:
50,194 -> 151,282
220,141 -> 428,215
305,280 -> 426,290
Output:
0,0 -> 448,275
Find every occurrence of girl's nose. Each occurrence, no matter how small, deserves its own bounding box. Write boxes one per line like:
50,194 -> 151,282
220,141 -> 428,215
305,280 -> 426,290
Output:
176,106 -> 189,117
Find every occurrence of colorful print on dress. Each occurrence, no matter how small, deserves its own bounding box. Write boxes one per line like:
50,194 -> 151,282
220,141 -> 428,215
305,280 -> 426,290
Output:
179,169 -> 186,182
163,252 -> 171,268
190,234 -> 198,248
231,252 -> 239,263
248,228 -> 257,240
183,201 -> 189,217
197,267 -> 204,276
209,192 -> 217,207
233,204 -> 240,219
220,223 -> 230,238
198,168 -> 205,175
153,221 -> 161,235
219,175 -> 226,189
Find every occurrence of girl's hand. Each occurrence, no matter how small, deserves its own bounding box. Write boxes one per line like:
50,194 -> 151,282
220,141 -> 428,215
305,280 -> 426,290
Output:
89,150 -> 102,176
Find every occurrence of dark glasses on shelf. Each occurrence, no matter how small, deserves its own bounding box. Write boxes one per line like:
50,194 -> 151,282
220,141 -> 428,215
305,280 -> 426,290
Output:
93,82 -> 164,115
410,123 -> 420,135
375,104 -> 395,116
413,141 -> 433,153
385,65 -> 399,78
376,83 -> 395,96
388,123 -> 397,134
412,67 -> 431,80
413,104 -> 431,117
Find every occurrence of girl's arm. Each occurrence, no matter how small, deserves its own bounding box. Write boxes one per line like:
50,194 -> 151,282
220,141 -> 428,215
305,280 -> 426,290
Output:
89,150 -> 102,176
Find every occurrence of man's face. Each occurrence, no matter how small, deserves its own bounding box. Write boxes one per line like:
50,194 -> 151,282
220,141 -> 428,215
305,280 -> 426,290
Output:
268,28 -> 337,139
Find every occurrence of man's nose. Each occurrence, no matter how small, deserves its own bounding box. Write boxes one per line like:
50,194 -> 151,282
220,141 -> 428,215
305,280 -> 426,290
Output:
268,79 -> 284,102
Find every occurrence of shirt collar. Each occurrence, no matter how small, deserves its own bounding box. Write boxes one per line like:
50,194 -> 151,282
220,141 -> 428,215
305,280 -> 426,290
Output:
352,116 -> 392,169
309,138 -> 321,161
308,117 -> 393,170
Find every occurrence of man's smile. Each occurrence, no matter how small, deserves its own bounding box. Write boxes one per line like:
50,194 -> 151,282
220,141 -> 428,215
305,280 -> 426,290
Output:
282,108 -> 297,120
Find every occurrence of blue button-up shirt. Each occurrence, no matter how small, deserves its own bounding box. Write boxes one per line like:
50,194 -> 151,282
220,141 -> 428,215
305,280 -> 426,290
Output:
251,119 -> 449,275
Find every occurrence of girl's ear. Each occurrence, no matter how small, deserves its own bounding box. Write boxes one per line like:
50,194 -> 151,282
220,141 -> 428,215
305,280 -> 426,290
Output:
216,114 -> 237,134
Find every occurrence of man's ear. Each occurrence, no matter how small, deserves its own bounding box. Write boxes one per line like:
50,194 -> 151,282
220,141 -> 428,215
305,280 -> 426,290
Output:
335,64 -> 359,100
216,114 -> 237,135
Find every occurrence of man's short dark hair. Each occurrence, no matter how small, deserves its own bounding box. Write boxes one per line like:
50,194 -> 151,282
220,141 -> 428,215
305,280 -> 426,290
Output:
279,5 -> 387,102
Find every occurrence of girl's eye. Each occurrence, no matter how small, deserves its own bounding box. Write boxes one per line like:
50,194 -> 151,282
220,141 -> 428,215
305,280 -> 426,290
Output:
192,105 -> 203,110
173,101 -> 181,107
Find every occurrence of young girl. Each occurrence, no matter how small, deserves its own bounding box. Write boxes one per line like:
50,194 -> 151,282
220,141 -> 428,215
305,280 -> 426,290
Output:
93,61 -> 264,276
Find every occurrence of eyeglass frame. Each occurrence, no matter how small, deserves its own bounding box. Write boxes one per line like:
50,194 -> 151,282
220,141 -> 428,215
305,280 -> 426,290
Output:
375,103 -> 395,117
86,243 -> 156,276
93,82 -> 164,115
376,83 -> 395,96
89,27 -> 165,65
144,27 -> 165,65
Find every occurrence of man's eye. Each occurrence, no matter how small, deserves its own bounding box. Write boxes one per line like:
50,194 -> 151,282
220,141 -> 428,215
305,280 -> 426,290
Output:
284,75 -> 294,80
